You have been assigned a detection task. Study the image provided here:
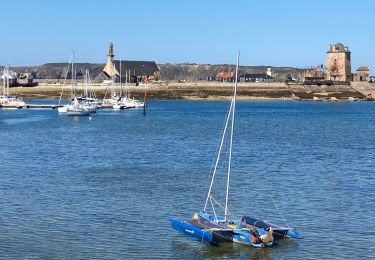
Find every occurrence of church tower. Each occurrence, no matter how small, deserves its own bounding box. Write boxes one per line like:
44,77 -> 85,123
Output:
326,43 -> 351,82
103,42 -> 119,78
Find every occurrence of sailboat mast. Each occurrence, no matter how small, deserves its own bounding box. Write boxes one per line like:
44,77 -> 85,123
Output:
224,52 -> 240,220
71,51 -> 75,99
87,70 -> 92,97
120,58 -> 122,97
58,53 -> 73,106
111,62 -> 116,97
128,69 -> 131,97
1,68 -> 4,96
2,68 -> 6,96
125,70 -> 127,84
125,70 -> 128,97
143,82 -> 147,115
6,67 -> 9,96
84,69 -> 88,97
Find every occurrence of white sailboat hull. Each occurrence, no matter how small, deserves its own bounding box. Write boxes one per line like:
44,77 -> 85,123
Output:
0,94 -> 25,108
66,109 -> 91,116
58,106 -> 68,113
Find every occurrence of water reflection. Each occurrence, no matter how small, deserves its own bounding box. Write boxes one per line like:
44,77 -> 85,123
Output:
171,239 -> 273,259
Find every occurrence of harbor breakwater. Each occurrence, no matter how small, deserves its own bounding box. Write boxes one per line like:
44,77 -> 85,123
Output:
8,82 -> 375,100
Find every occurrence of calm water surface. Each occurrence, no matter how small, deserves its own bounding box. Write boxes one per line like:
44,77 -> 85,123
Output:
0,100 -> 374,259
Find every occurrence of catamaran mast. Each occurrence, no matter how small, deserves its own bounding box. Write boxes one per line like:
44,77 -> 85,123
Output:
204,99 -> 233,212
224,51 -> 240,220
204,52 -> 240,218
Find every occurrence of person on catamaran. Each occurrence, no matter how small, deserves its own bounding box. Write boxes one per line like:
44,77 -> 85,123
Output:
250,228 -> 262,244
260,227 -> 274,245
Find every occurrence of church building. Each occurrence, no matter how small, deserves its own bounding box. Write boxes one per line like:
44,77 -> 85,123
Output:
102,42 -> 160,83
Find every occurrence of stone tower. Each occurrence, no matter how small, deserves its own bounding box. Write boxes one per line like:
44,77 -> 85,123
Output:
103,42 -> 119,77
108,42 -> 114,58
326,43 -> 351,81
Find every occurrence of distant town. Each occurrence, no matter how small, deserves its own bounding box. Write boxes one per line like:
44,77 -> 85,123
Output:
1,42 -> 375,102
1,42 -> 373,86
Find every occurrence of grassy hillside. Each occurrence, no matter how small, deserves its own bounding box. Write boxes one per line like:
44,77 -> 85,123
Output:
9,63 -> 302,81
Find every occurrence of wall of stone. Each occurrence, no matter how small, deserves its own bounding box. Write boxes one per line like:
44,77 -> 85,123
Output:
326,52 -> 351,81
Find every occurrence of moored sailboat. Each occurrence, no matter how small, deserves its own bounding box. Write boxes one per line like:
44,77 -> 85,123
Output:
102,61 -> 129,110
77,69 -> 101,113
120,70 -> 145,108
58,52 -> 96,115
66,97 -> 91,116
0,67 -> 25,108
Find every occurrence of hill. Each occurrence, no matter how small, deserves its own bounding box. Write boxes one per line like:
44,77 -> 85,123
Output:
9,63 -> 302,81
158,63 -> 301,81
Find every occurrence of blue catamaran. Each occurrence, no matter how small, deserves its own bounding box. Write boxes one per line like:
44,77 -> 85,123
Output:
171,52 -> 300,247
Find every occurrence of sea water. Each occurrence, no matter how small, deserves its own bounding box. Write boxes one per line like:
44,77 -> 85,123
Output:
0,100 -> 374,259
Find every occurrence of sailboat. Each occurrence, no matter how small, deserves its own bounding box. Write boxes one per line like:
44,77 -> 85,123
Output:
58,52 -> 94,116
0,67 -> 25,108
102,61 -> 128,110
64,97 -> 90,116
77,69 -> 101,112
120,69 -> 145,108
170,52 -> 300,247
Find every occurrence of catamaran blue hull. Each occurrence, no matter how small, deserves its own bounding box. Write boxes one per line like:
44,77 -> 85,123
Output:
170,218 -> 214,243
170,218 -> 266,247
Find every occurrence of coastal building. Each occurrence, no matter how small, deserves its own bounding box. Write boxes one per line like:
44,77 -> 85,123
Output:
241,73 -> 274,83
326,43 -> 352,82
353,66 -> 370,82
214,71 -> 237,82
266,68 -> 273,77
102,42 -> 160,83
303,65 -> 325,81
0,68 -> 18,87
208,68 -> 274,83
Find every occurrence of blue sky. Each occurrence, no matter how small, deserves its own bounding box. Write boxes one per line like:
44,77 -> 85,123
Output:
1,0 -> 374,72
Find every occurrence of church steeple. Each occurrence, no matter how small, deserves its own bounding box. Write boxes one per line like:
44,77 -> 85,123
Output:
103,41 -> 119,78
108,42 -> 114,58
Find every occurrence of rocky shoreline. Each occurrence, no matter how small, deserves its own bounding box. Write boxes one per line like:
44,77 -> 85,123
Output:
7,82 -> 375,101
